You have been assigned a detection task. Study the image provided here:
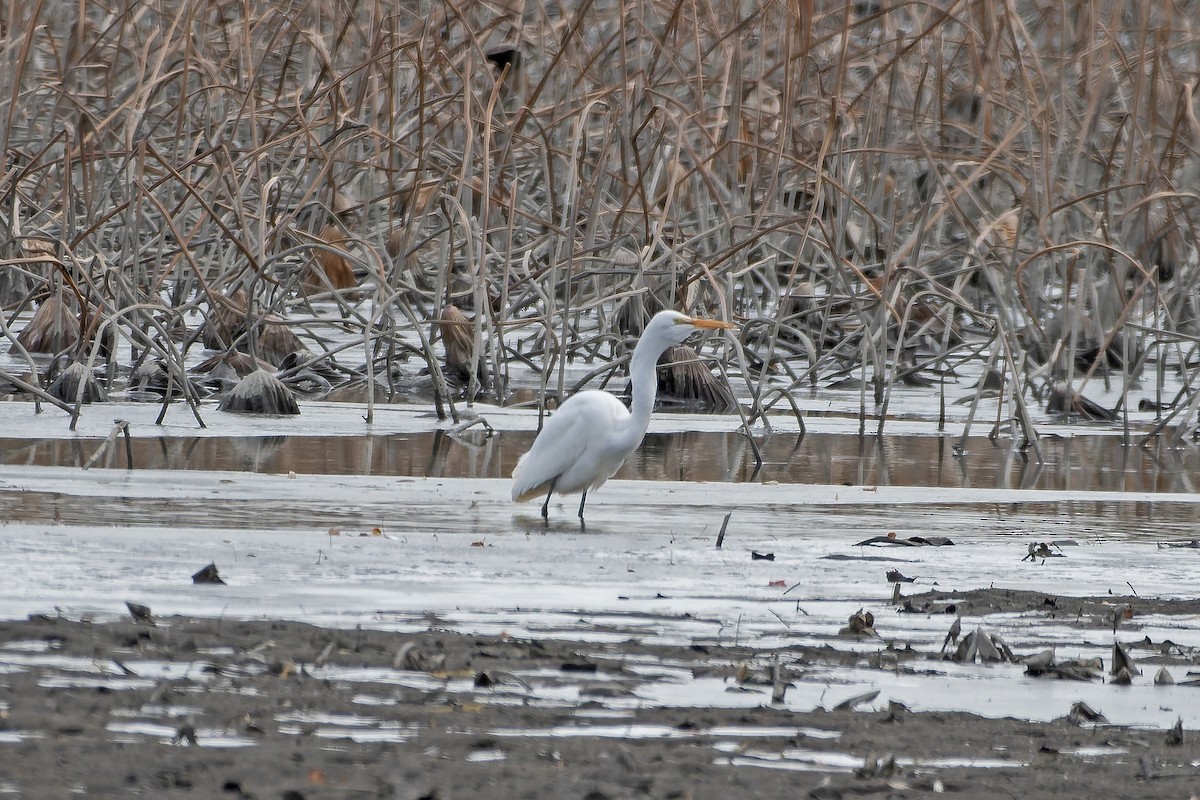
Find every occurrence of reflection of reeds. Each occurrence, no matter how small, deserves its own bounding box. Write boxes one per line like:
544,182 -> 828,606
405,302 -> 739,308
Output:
1,0 -> 1198,442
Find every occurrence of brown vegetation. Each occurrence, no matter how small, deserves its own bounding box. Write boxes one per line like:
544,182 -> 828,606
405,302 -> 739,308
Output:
0,0 -> 1196,441
303,224 -> 357,294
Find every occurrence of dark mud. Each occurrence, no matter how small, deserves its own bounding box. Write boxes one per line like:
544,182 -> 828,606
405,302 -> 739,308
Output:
1,614 -> 1197,799
903,586 -> 1200,623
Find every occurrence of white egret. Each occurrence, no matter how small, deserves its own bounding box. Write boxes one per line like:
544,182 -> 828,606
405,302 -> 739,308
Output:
511,310 -> 734,522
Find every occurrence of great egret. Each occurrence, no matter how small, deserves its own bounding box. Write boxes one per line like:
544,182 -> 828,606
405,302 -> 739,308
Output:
511,310 -> 734,522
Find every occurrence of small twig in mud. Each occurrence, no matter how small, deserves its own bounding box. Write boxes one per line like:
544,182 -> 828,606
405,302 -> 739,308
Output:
1126,581 -> 1138,597
715,512 -> 732,549
832,689 -> 881,712
111,658 -> 138,677
392,641 -> 418,670
1166,718 -> 1184,747
940,617 -> 962,654
770,657 -> 788,703
1110,605 -> 1132,634
481,670 -> 533,692
768,608 -> 791,629
172,721 -> 198,747
149,681 -> 171,704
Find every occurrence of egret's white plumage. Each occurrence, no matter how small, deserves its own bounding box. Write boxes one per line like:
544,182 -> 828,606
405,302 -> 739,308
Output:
512,310 -> 733,522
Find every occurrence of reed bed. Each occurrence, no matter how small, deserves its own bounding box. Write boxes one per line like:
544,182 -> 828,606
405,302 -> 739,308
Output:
1,0 -> 1198,448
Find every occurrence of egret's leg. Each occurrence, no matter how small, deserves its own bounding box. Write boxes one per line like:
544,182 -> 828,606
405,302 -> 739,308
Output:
540,480 -> 556,520
577,491 -> 588,519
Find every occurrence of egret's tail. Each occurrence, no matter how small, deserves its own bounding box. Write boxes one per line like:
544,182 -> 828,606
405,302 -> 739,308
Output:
510,452 -> 546,502
513,482 -> 551,503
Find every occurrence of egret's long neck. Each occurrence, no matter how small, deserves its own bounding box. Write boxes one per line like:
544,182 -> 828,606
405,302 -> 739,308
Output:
617,335 -> 664,451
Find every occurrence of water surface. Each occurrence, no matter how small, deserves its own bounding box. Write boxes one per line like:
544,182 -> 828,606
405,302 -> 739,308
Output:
3,430 -> 1198,495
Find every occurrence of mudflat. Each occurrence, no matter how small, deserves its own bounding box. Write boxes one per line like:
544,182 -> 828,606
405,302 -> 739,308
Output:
2,610 -> 1195,800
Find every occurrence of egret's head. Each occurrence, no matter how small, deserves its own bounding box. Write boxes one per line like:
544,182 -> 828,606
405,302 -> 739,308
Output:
649,309 -> 735,345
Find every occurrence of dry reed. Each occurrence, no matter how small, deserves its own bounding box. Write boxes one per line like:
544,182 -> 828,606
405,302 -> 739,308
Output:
0,0 -> 1196,445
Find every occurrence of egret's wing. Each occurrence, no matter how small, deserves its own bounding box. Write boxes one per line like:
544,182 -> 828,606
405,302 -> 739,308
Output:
511,393 -> 623,501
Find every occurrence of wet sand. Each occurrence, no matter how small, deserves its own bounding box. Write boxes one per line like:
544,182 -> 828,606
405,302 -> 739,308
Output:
1,607 -> 1197,799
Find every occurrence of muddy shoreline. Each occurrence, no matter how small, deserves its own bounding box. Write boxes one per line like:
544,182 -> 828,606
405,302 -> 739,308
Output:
2,606 -> 1196,799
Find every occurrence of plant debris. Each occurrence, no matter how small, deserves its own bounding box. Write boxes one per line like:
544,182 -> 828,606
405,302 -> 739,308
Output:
191,563 -> 226,585
854,534 -> 955,547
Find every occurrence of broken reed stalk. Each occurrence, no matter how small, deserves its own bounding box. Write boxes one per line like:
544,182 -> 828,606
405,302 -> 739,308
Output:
715,511 -> 732,549
82,420 -> 131,470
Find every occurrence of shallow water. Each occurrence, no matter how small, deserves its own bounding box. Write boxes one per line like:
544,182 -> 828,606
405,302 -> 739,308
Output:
3,390 -> 1200,731
3,458 -> 1200,728
4,428 -> 1200,495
